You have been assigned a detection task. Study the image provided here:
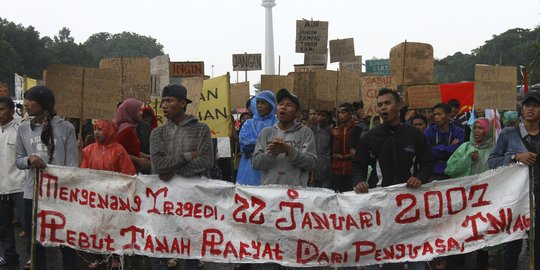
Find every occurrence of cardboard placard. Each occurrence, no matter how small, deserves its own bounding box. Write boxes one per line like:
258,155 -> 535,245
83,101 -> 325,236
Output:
260,74 -> 295,94
314,70 -> 337,102
0,83 -> 8,97
44,64 -> 84,118
474,65 -> 517,110
232,54 -> 262,71
180,77 -> 204,116
82,68 -> 122,120
329,38 -> 355,63
230,81 -> 251,110
295,20 -> 328,54
404,84 -> 441,109
169,62 -> 205,77
293,72 -> 314,109
294,64 -> 326,73
389,42 -> 434,86
151,54 -> 170,97
360,76 -> 396,116
304,51 -> 327,66
338,71 -> 361,104
100,57 -> 151,101
339,56 -> 363,72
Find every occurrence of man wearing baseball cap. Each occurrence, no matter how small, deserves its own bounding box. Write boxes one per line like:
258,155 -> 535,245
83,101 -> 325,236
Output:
253,88 -> 317,187
489,91 -> 540,269
149,83 -> 213,270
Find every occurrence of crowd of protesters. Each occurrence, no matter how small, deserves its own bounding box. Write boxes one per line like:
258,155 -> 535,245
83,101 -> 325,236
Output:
0,82 -> 536,270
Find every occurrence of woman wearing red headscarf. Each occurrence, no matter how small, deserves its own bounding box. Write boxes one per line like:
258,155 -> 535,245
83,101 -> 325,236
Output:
116,98 -> 151,171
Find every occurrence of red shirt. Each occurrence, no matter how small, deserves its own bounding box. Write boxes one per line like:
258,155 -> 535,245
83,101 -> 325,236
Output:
116,127 -> 141,157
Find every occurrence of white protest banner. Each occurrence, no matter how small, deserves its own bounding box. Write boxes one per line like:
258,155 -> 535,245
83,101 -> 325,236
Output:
233,54 -> 262,71
296,20 -> 328,54
37,164 -> 529,267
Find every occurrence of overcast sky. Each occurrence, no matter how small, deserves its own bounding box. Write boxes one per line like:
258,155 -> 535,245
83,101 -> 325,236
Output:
3,0 -> 540,89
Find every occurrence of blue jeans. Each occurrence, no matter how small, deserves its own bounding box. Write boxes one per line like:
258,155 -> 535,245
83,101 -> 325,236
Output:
0,192 -> 23,263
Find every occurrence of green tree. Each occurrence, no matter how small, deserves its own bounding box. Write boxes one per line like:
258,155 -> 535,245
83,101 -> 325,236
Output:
48,27 -> 95,66
0,18 -> 50,92
84,31 -> 164,64
435,26 -> 540,85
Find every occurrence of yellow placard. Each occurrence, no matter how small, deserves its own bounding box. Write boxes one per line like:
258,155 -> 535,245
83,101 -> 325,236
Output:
197,74 -> 231,138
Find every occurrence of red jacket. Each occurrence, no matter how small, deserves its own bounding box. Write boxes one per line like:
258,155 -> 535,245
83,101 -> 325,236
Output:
332,121 -> 354,175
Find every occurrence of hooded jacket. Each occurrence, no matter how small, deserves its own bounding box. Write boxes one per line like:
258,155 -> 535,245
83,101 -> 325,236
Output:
445,118 -> 494,178
81,120 -> 136,175
424,122 -> 465,176
237,91 -> 277,185
16,116 -> 78,199
150,115 -> 213,178
0,118 -> 25,195
352,123 -> 434,187
252,122 -> 317,187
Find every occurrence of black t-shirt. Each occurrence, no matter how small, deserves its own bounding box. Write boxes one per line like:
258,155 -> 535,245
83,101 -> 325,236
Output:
527,133 -> 540,193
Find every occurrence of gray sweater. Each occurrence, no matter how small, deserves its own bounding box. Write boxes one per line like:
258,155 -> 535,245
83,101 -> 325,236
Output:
253,122 -> 317,186
150,115 -> 214,178
15,116 -> 78,199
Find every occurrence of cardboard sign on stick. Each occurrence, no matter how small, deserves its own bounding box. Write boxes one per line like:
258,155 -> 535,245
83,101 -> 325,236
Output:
405,84 -> 442,109
83,68 -> 122,120
296,20 -> 328,54
44,64 -> 84,118
361,76 -> 396,116
100,57 -> 151,101
389,42 -> 434,86
261,75 -> 295,94
313,70 -> 337,102
474,65 -> 517,110
329,38 -> 356,63
339,56 -> 363,73
233,54 -> 262,71
230,82 -> 251,110
338,71 -> 361,104
181,76 -> 204,116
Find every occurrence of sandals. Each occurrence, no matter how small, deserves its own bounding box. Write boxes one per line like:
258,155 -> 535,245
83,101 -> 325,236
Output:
88,260 -> 103,269
167,259 -> 178,268
23,260 -> 31,270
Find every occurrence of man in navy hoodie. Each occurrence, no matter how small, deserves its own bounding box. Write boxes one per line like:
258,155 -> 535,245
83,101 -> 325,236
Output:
424,103 -> 464,180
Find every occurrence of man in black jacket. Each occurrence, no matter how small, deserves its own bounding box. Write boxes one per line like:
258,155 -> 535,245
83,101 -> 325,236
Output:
352,88 -> 434,270
352,88 -> 433,191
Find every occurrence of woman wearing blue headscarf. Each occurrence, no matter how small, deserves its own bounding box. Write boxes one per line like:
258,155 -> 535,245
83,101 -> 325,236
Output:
236,90 -> 277,185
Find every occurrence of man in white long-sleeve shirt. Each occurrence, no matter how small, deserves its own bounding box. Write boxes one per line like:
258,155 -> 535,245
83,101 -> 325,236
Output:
0,97 -> 25,267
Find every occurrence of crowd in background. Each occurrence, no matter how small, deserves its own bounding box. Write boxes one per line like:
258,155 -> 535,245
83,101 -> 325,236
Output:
0,83 -> 536,270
